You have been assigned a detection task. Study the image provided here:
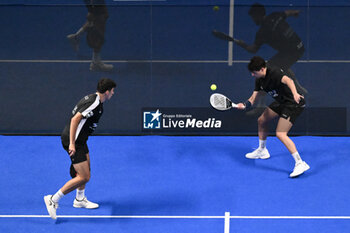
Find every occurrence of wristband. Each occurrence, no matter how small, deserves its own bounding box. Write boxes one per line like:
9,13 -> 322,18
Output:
244,100 -> 252,110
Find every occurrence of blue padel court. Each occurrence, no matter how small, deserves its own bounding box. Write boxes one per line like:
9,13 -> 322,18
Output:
1,0 -> 350,232
1,135 -> 350,233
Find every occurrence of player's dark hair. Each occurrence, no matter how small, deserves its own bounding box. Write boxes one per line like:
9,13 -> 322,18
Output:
249,3 -> 266,17
97,78 -> 116,93
248,56 -> 266,72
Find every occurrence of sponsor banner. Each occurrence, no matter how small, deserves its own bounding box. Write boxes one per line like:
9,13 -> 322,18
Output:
142,107 -> 347,134
142,107 -> 250,133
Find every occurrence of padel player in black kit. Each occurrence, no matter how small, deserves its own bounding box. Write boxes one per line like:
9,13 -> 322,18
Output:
44,78 -> 116,219
234,3 -> 307,94
236,56 -> 310,178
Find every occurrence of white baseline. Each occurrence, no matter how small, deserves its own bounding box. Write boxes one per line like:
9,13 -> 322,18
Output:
1,215 -> 350,219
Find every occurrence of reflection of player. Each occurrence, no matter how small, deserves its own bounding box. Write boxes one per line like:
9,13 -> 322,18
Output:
236,56 -> 310,178
234,3 -> 306,94
67,0 -> 113,72
44,78 -> 116,220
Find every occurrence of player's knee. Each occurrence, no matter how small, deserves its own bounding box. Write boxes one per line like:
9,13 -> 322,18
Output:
77,174 -> 90,184
276,131 -> 287,140
257,116 -> 266,125
82,177 -> 90,184
84,174 -> 91,183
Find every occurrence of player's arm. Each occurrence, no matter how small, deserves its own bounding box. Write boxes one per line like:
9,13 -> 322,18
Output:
234,40 -> 260,53
69,112 -> 83,156
281,75 -> 303,103
237,91 -> 259,110
285,10 -> 300,17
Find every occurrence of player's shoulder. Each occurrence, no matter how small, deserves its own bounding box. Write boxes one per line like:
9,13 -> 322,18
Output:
86,93 -> 98,100
267,65 -> 284,77
77,93 -> 98,105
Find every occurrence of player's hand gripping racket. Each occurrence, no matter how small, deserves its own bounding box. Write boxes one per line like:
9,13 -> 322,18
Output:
212,30 -> 238,43
210,93 -> 238,111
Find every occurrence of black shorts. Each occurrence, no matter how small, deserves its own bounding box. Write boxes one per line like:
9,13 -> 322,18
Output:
61,140 -> 89,164
268,99 -> 305,124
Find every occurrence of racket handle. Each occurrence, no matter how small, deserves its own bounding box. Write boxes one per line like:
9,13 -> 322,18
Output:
232,103 -> 238,108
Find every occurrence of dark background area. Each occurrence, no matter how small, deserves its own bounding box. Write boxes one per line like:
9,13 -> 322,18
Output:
0,0 -> 349,135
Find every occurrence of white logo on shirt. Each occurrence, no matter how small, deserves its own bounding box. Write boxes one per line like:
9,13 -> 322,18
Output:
86,111 -> 94,118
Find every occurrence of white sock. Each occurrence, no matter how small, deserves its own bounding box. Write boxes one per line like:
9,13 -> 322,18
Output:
92,51 -> 101,63
76,189 -> 85,201
259,139 -> 266,149
292,151 -> 302,163
51,189 -> 64,203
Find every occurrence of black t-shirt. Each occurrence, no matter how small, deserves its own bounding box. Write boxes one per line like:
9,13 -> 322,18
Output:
254,66 -> 298,104
61,93 -> 103,144
255,12 -> 303,52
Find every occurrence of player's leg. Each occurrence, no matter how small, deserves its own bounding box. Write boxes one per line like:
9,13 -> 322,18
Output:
66,0 -> 101,52
44,143 -> 90,219
87,4 -> 113,71
275,117 -> 296,153
258,107 -> 279,140
246,107 -> 279,159
67,22 -> 90,52
275,117 -> 309,177
73,153 -> 99,209
76,152 -> 90,191
43,160 -> 90,220
61,160 -> 91,194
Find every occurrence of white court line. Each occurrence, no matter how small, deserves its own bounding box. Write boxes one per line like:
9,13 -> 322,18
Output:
0,215 -> 225,218
1,215 -> 350,219
0,59 -> 349,63
230,216 -> 350,219
224,212 -> 230,233
228,0 -> 234,66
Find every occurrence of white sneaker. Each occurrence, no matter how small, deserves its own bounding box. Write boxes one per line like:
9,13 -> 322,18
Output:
73,197 -> 99,209
245,148 -> 270,159
44,195 -> 58,220
290,161 -> 310,178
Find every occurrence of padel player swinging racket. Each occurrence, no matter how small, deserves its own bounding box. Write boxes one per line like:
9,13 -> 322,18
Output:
210,56 -> 309,178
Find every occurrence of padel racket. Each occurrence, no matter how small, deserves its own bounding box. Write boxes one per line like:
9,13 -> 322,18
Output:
212,30 -> 238,43
210,93 -> 238,111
